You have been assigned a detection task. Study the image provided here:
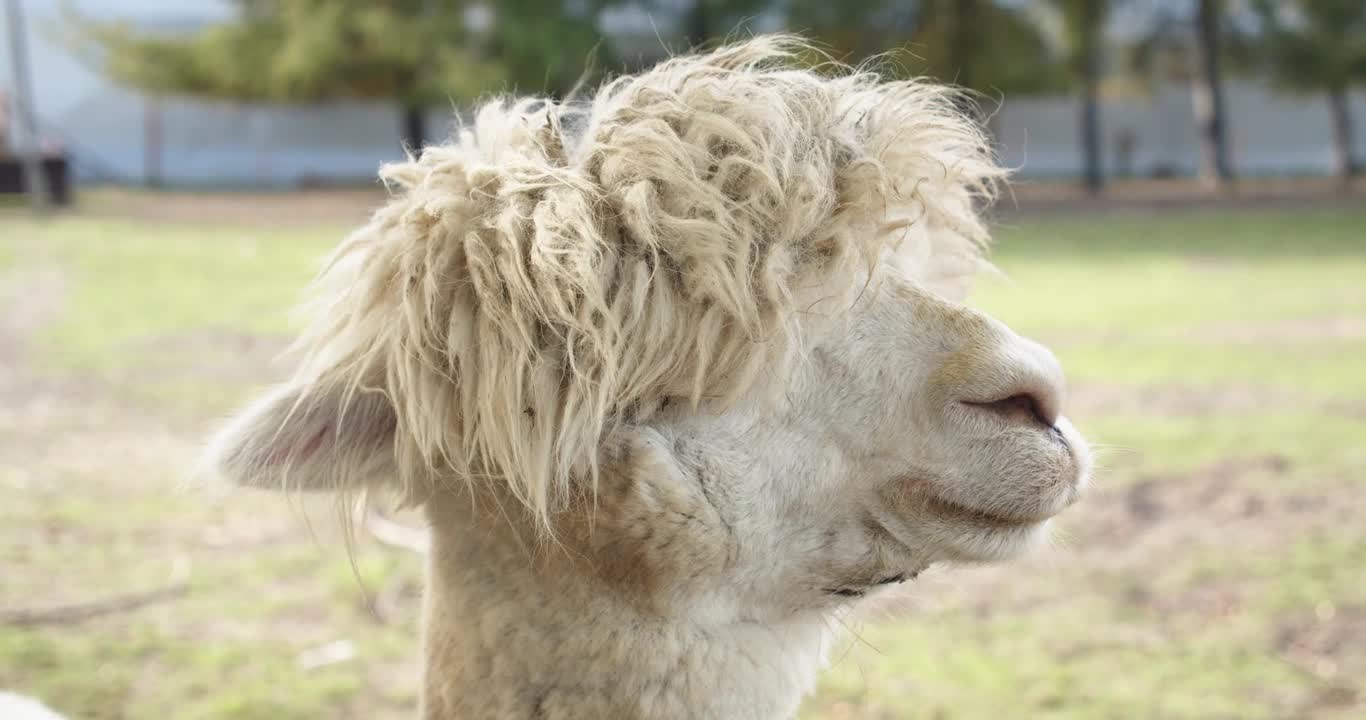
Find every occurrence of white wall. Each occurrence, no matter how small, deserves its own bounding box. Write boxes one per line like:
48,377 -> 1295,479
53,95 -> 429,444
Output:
7,0 -> 1365,187
8,0 -> 439,186
996,80 -> 1366,179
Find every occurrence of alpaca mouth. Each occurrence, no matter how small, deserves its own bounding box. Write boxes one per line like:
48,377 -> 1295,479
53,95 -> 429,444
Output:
919,490 -> 1060,528
823,570 -> 919,599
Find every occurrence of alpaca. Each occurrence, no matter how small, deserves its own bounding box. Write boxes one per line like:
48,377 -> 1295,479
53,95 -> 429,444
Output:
205,36 -> 1091,719
0,692 -> 67,720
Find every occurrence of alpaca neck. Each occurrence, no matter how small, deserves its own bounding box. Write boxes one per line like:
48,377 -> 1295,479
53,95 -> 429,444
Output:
419,490 -> 833,719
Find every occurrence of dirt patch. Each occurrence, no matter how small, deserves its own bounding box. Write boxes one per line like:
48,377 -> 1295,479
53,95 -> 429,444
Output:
0,266 -> 68,364
0,355 -> 194,482
72,188 -> 388,229
860,459 -> 1366,720
1080,454 -> 1313,557
34,179 -> 1366,229
0,266 -> 85,465
1276,607 -> 1366,683
998,176 -> 1366,216
872,452 -> 1360,617
127,329 -> 293,385
1184,315 -> 1366,345
1325,399 -> 1366,422
1067,379 -> 1297,419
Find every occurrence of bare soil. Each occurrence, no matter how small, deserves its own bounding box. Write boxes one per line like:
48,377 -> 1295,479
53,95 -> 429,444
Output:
1000,176 -> 1366,215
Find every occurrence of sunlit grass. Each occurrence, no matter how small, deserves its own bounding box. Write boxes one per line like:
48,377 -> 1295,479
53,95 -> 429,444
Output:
3,202 -> 1364,719
7,217 -> 339,367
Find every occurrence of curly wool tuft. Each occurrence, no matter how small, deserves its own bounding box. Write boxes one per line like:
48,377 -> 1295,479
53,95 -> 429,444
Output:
289,35 -> 1004,530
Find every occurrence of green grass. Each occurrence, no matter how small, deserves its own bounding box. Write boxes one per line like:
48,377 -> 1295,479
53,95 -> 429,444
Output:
974,211 -> 1366,484
1,625 -> 366,719
11,217 -> 338,366
2,215 -> 344,417
811,526 -> 1366,720
2,200 -> 1365,719
981,212 -> 1366,394
815,603 -> 1308,720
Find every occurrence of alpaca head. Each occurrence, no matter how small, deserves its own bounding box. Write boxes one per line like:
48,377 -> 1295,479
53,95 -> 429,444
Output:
205,36 -> 1089,620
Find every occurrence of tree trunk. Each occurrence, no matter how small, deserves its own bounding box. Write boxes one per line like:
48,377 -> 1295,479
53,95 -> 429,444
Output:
1328,87 -> 1357,184
1192,0 -> 1232,189
685,0 -> 709,49
0,89 -> 11,155
1080,82 -> 1103,193
401,104 -> 426,155
4,0 -> 48,210
952,0 -> 979,92
144,95 -> 163,187
1078,2 -> 1104,194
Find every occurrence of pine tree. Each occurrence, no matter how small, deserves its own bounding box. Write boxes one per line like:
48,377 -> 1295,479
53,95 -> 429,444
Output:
71,0 -> 499,151
1253,0 -> 1366,181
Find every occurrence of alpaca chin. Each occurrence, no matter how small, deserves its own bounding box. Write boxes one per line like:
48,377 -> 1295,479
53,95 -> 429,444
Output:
946,518 -> 1057,564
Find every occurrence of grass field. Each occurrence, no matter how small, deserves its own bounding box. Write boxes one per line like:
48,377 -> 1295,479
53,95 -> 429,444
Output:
2,194 -> 1363,719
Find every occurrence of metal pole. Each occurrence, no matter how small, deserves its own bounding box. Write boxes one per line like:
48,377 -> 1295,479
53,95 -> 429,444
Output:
4,0 -> 49,210
144,94 -> 162,186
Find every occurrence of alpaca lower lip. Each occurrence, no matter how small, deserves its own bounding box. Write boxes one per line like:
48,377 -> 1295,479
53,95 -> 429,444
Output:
919,491 -> 1056,527
895,477 -> 1061,527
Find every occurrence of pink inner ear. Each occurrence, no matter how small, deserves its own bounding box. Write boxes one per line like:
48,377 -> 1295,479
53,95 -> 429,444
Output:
264,423 -> 331,466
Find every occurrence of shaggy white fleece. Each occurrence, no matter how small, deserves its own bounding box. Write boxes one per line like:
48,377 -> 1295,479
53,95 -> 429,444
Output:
0,692 -> 66,720
221,36 -> 1001,533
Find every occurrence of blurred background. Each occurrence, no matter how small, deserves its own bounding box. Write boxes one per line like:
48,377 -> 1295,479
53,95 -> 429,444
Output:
1,1 -> 1363,718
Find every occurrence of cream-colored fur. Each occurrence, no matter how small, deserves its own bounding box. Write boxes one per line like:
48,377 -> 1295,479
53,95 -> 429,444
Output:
0,692 -> 66,720
205,36 -> 1091,719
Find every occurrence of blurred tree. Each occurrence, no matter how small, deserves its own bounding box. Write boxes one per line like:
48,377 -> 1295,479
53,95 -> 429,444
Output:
1050,0 -> 1109,193
1127,0 -> 1235,188
68,0 -> 500,150
910,0 -> 1067,97
785,0 -> 907,62
635,0 -> 770,50
1252,0 -> 1366,181
0,90 -> 10,155
1193,0 -> 1233,187
481,0 -> 612,97
787,0 -> 1066,97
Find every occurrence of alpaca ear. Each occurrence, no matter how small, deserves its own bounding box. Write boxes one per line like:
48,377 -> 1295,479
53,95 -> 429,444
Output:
202,381 -> 398,492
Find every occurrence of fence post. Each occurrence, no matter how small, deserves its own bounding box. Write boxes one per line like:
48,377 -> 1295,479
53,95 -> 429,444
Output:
4,0 -> 50,211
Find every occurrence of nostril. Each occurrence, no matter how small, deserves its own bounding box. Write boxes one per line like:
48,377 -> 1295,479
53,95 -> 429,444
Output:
953,338 -> 1066,430
965,392 -> 1055,429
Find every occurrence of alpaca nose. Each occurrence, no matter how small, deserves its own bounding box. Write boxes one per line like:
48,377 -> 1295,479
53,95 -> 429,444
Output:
966,390 -> 1057,428
957,338 -> 1065,430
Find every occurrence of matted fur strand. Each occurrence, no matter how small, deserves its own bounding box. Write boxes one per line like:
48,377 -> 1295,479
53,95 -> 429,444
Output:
289,35 -> 1004,530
